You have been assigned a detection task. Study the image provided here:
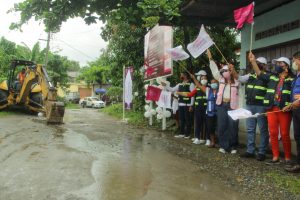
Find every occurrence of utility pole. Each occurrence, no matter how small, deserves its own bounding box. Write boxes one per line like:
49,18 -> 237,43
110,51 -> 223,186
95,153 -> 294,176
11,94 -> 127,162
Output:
43,31 -> 51,67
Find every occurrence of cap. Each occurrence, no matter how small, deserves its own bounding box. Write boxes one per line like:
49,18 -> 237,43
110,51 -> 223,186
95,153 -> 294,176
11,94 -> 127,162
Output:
256,57 -> 267,65
195,70 -> 207,76
272,57 -> 290,66
221,65 -> 229,70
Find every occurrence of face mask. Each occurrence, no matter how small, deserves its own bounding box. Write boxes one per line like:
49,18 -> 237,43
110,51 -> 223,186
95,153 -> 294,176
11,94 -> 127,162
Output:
211,83 -> 218,89
197,76 -> 201,81
222,71 -> 231,79
292,62 -> 299,71
275,65 -> 284,74
201,80 -> 207,85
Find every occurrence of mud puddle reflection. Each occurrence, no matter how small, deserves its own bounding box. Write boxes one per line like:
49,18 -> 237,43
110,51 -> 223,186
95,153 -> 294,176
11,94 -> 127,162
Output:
62,129 -> 245,200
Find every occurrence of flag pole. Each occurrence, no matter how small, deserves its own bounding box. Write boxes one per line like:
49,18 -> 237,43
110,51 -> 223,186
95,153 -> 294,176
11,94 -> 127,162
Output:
250,23 -> 254,51
214,43 -> 229,64
122,65 -> 125,121
250,2 -> 255,52
149,80 -> 153,126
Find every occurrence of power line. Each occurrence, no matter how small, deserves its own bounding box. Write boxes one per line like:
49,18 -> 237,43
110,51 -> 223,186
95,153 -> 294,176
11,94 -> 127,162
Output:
53,39 -> 96,60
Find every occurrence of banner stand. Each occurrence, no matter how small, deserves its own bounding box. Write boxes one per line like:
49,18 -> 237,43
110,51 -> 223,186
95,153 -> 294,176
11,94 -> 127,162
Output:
149,80 -> 154,126
122,65 -> 126,122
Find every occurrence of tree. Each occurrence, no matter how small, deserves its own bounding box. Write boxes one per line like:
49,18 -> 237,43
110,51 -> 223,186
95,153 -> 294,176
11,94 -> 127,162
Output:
10,0 -> 240,112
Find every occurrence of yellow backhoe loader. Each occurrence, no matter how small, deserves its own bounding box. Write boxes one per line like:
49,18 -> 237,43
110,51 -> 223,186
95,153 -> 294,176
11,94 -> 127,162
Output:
0,60 -> 65,123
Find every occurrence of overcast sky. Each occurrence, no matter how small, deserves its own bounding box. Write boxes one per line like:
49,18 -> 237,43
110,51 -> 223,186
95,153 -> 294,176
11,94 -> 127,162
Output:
0,0 -> 107,66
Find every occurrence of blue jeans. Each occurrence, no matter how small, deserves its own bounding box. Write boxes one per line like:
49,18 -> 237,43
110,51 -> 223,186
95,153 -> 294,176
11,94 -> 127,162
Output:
246,105 -> 269,155
217,103 -> 239,151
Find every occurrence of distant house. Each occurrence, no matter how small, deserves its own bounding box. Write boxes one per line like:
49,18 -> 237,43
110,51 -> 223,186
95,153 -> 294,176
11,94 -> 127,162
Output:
57,72 -> 112,100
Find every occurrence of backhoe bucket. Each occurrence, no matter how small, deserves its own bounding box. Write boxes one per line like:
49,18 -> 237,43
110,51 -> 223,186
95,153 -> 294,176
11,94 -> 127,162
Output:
45,101 -> 65,124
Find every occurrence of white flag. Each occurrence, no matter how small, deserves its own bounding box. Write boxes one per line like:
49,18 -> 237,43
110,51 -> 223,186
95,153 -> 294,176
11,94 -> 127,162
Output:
187,25 -> 214,58
167,45 -> 190,61
124,69 -> 133,109
228,108 -> 260,120
156,90 -> 172,109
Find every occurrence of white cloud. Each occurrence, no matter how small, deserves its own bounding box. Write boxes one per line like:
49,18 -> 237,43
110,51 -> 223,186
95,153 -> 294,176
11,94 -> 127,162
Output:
0,0 -> 107,66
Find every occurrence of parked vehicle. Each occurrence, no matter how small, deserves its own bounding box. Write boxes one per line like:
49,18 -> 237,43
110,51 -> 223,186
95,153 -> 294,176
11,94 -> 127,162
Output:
79,97 -> 105,108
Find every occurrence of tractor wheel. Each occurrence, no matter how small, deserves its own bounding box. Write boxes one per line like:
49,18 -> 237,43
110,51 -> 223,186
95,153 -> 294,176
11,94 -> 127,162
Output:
0,89 -> 8,106
29,93 -> 43,108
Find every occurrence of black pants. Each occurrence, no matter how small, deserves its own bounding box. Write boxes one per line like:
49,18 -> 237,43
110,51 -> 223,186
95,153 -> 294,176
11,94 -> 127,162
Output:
179,106 -> 192,137
293,108 -> 300,164
206,115 -> 217,140
194,106 -> 206,139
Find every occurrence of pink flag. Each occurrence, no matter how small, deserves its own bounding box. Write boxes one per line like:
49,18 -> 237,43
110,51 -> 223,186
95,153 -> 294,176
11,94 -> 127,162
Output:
146,86 -> 162,102
234,2 -> 254,29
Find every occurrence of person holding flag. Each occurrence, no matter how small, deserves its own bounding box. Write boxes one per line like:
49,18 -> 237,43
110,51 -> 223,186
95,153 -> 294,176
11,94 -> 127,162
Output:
283,51 -> 300,173
237,57 -> 270,161
249,52 -> 294,165
207,49 -> 240,154
177,70 -> 208,145
163,72 -> 195,139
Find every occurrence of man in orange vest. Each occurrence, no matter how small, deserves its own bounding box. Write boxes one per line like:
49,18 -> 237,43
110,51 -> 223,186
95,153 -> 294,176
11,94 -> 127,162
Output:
17,68 -> 26,85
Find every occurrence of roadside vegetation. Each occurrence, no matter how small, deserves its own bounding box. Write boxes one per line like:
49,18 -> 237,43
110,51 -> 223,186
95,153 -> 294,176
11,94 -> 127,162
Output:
101,104 -> 148,127
65,103 -> 80,109
266,171 -> 300,195
0,111 -> 14,117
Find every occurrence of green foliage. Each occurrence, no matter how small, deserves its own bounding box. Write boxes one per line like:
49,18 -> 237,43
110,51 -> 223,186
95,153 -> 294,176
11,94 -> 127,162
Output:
10,0 -> 240,112
0,111 -> 14,117
266,172 -> 300,195
78,65 -> 110,85
0,36 -> 80,87
106,86 -> 123,102
101,104 -> 147,126
137,0 -> 182,27
65,103 -> 80,109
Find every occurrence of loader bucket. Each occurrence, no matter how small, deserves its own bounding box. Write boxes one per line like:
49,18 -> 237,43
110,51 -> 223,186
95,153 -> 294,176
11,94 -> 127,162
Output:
45,101 -> 65,124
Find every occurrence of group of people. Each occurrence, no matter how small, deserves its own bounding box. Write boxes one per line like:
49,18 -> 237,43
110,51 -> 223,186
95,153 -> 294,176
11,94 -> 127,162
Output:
164,49 -> 300,173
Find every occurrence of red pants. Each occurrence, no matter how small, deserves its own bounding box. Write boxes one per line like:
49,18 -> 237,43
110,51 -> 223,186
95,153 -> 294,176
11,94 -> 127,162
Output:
267,106 -> 292,160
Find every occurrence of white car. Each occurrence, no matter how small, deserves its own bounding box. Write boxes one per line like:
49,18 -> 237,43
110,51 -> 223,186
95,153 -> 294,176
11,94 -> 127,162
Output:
79,97 -> 105,108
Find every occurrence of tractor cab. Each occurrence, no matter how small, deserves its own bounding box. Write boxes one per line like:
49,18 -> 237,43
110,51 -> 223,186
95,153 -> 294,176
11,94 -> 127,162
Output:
7,60 -> 36,93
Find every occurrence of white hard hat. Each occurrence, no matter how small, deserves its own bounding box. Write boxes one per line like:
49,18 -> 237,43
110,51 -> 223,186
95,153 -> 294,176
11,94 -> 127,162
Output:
221,65 -> 229,70
272,57 -> 290,66
256,57 -> 267,65
195,70 -> 207,76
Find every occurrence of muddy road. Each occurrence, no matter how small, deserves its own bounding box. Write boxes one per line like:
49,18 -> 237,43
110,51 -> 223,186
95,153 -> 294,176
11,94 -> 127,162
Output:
0,109 -> 248,200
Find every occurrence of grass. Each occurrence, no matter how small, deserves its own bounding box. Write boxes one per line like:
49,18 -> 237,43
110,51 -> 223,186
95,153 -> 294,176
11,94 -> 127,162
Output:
101,104 -> 147,127
65,103 -> 80,109
266,171 -> 300,195
0,111 -> 14,117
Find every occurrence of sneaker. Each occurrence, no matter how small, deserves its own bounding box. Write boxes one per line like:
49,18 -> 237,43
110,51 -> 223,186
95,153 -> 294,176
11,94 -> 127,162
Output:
193,139 -> 201,145
256,154 -> 266,161
231,149 -> 237,154
265,159 -> 280,165
199,139 -> 206,144
174,134 -> 185,138
191,138 -> 197,141
205,140 -> 211,146
219,148 -> 226,154
285,164 -> 300,173
184,136 -> 190,139
240,152 -> 255,158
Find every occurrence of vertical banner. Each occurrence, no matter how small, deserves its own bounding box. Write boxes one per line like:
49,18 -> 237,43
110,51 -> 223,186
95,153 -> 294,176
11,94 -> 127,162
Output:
144,24 -> 173,80
124,67 -> 134,110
